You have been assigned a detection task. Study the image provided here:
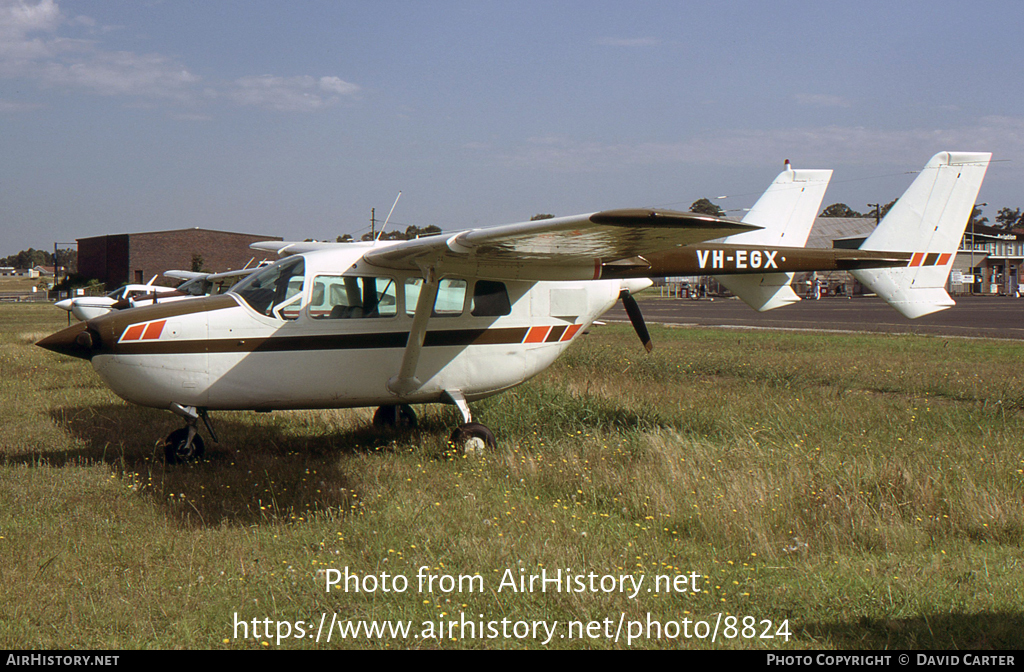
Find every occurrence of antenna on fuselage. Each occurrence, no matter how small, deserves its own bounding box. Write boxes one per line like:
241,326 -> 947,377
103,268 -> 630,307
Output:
374,191 -> 402,243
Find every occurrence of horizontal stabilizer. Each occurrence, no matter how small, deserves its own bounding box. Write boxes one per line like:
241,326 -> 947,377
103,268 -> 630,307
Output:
718,273 -> 801,312
861,285 -> 955,319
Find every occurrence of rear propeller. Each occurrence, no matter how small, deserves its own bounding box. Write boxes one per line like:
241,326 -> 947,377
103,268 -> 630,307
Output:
619,289 -> 653,353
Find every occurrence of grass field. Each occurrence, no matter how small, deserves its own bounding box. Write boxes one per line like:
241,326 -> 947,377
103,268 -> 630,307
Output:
1,302 -> 1022,649
0,276 -> 47,294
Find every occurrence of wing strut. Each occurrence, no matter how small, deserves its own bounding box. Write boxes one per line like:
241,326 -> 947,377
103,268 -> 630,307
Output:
387,265 -> 439,396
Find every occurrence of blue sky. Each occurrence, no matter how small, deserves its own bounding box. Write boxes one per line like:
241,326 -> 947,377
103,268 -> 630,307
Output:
2,0 -> 1022,256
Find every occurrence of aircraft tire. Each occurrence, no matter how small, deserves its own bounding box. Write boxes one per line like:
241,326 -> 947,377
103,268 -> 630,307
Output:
448,422 -> 497,455
373,404 -> 418,430
164,428 -> 205,464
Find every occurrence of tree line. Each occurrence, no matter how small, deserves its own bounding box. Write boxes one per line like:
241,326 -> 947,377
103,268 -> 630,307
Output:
1,248 -> 77,272
817,201 -> 1023,230
689,198 -> 1024,231
335,224 -> 443,243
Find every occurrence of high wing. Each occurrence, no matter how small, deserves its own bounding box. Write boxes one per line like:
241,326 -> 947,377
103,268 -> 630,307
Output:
164,270 -> 206,281
249,210 -> 759,282
247,206 -> 895,283
165,263 -> 266,284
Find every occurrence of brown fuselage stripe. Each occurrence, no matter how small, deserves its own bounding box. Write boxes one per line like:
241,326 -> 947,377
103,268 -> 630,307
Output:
546,325 -> 568,342
105,326 -> 540,356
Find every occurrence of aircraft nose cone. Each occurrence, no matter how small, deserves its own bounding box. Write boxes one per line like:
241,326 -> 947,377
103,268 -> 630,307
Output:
54,298 -> 73,311
36,322 -> 98,360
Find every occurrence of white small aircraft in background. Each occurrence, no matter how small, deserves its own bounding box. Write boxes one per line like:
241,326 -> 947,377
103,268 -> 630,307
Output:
54,276 -> 179,322
55,266 -> 265,322
38,152 -> 991,463
164,264 -> 268,298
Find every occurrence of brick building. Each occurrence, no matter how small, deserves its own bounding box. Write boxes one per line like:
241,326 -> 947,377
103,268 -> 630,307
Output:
78,228 -> 283,288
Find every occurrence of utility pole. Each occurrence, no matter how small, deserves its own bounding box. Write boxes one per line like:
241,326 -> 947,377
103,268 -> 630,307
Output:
371,208 -> 376,240
867,203 -> 881,226
53,241 -> 77,300
972,203 -> 987,295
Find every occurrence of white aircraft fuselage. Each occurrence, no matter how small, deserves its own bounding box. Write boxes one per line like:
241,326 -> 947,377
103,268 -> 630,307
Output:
42,243 -> 638,412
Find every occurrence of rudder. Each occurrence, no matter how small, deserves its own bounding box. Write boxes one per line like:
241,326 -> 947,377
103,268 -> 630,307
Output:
719,163 -> 833,311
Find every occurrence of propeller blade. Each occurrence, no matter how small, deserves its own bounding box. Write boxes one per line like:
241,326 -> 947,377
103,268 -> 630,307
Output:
619,290 -> 653,353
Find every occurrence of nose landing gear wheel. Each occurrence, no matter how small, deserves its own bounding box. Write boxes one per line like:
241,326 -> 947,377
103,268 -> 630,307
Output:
164,428 -> 205,464
448,422 -> 496,455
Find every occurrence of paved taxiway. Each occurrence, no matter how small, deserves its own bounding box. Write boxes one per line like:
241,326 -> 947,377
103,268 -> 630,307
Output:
603,295 -> 1024,340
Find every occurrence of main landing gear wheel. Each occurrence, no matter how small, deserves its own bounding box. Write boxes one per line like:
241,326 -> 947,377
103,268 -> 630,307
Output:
164,428 -> 205,464
448,422 -> 497,455
373,404 -> 418,429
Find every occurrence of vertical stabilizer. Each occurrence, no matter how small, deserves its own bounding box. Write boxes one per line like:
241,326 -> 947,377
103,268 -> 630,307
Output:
718,164 -> 833,311
851,151 -> 991,318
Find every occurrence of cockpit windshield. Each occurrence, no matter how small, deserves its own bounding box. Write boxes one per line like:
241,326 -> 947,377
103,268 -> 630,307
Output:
231,257 -> 306,320
176,277 -> 210,297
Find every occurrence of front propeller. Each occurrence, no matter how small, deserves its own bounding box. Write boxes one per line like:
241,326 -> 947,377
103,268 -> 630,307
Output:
36,321 -> 100,360
619,289 -> 653,353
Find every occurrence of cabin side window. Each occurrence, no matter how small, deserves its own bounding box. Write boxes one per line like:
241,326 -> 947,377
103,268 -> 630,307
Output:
309,276 -> 398,319
470,280 -> 511,317
405,277 -> 468,317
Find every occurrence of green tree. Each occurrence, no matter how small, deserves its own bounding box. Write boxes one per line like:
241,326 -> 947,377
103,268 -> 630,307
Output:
689,198 -> 724,217
407,224 -> 442,238
359,224 -> 443,242
55,248 -> 77,275
995,207 -> 1022,230
1,248 -> 52,269
820,203 -> 864,218
868,198 -> 899,221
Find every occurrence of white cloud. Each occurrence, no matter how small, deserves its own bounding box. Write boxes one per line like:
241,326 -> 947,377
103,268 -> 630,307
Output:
0,0 -> 360,113
484,118 -> 1024,173
0,0 -> 200,102
70,14 -> 94,28
0,0 -> 60,34
0,98 -> 42,112
41,50 -> 201,100
169,111 -> 212,122
681,118 -> 1024,166
0,0 -> 60,61
795,93 -> 851,108
229,74 -> 359,112
318,76 -> 359,96
594,37 -> 660,47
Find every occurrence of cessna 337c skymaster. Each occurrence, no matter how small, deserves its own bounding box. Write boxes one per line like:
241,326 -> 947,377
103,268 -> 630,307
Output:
37,151 -> 990,462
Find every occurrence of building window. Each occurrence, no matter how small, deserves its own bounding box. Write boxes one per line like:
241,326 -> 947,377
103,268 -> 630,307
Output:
134,270 -> 143,284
